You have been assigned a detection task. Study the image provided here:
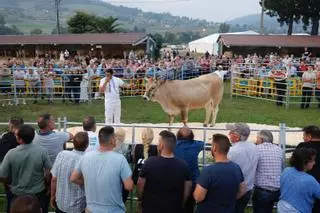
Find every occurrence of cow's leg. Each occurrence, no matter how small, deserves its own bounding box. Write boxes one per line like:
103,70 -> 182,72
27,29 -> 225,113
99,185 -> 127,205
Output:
211,104 -> 219,127
180,109 -> 188,126
204,102 -> 212,127
168,114 -> 174,126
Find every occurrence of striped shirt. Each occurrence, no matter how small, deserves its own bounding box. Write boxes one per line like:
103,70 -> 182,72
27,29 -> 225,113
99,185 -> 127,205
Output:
255,142 -> 283,191
51,150 -> 86,213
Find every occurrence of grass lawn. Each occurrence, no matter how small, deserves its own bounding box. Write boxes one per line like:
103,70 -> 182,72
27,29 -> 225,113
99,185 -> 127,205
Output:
0,82 -> 319,127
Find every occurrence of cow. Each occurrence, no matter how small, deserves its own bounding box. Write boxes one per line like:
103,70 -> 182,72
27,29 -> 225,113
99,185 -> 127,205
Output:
142,73 -> 224,127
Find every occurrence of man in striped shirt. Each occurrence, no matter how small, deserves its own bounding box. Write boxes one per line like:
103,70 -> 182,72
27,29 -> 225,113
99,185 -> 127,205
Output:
253,130 -> 284,213
50,132 -> 89,213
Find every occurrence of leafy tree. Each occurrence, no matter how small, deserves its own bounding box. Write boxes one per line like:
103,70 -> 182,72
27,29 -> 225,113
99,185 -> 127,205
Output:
218,23 -> 230,33
67,11 -> 120,34
30,28 -> 43,35
164,32 -> 177,44
0,14 -> 5,26
151,33 -> 163,60
299,0 -> 320,35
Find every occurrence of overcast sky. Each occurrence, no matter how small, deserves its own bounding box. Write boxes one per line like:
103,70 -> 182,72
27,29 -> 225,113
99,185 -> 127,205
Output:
103,0 -> 261,22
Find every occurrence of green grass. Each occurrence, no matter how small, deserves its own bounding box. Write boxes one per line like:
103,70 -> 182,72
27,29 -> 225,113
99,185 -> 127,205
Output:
0,82 -> 319,127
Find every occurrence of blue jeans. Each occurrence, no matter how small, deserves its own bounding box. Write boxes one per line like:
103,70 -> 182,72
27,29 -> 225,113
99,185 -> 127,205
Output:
235,190 -> 252,213
252,187 -> 280,213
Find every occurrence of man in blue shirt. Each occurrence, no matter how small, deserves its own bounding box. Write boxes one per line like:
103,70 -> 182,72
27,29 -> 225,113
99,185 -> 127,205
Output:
194,134 -> 247,213
174,127 -> 204,213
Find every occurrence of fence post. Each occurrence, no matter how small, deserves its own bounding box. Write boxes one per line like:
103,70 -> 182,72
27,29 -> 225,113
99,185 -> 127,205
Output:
13,77 -> 18,106
279,123 -> 286,167
230,65 -> 234,99
63,116 -> 67,132
57,117 -> 61,131
285,81 -> 290,109
202,128 -> 207,166
130,125 -> 136,213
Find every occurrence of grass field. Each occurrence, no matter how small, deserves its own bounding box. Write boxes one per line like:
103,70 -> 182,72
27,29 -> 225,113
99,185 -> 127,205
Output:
0,82 -> 319,127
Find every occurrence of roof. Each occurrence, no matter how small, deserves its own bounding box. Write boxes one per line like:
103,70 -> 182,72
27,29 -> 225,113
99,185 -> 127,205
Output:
0,33 -> 150,46
218,35 -> 320,48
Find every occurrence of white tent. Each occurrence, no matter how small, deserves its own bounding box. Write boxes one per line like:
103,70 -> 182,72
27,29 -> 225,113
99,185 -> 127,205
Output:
188,31 -> 259,55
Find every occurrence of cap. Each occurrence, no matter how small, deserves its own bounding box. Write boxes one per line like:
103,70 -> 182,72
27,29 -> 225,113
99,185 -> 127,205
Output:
226,123 -> 250,137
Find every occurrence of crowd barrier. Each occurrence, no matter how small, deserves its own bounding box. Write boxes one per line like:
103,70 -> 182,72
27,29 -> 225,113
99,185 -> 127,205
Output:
0,119 -> 301,212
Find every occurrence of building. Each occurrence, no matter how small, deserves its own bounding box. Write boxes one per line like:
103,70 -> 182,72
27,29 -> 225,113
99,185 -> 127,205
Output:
217,34 -> 320,57
0,33 -> 156,59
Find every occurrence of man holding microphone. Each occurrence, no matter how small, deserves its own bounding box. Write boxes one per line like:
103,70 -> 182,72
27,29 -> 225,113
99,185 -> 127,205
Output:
99,69 -> 133,124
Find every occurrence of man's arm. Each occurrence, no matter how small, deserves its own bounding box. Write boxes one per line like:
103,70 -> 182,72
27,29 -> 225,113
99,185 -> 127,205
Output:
123,176 -> 133,191
193,184 -> 208,203
50,177 -> 57,209
99,77 -> 110,93
70,170 -> 84,185
183,180 -> 192,206
137,177 -> 145,200
236,181 -> 247,199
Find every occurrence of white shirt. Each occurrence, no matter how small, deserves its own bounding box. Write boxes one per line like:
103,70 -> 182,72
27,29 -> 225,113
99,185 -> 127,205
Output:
13,70 -> 26,87
302,71 -> 316,88
25,71 -> 40,86
228,141 -> 258,191
214,70 -> 228,80
99,76 -> 124,101
85,131 -> 99,152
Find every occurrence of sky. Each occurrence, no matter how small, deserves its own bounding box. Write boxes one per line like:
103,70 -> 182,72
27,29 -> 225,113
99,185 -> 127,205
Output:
102,0 -> 262,22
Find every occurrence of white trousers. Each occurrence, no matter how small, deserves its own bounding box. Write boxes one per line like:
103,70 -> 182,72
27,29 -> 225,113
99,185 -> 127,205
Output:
105,99 -> 121,124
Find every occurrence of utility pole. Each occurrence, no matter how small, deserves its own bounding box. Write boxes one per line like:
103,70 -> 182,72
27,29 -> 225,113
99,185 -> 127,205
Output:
260,0 -> 265,35
55,0 -> 61,35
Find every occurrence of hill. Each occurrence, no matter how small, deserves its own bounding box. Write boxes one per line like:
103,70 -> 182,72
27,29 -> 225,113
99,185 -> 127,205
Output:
0,0 -> 219,35
226,14 -> 310,34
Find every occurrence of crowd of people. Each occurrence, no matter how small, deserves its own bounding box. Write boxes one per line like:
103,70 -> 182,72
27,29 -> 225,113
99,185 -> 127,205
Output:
0,114 -> 320,213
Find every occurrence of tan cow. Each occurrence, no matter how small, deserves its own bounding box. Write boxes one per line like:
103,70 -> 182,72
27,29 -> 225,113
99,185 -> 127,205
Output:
143,73 -> 224,126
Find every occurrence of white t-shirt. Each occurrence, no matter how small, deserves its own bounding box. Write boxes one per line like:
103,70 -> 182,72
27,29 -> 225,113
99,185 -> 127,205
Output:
13,70 -> 26,87
302,71 -> 316,88
85,131 -> 99,152
99,76 -> 124,101
214,70 -> 228,80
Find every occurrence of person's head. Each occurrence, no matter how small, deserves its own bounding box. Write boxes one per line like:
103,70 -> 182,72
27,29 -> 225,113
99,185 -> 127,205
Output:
15,125 -> 35,145
98,126 -> 116,147
37,113 -> 55,131
158,130 -> 177,154
8,117 -> 24,133
73,132 -> 89,152
303,125 -> 320,142
211,134 -> 231,158
256,130 -> 274,145
10,195 -> 42,213
105,68 -> 113,79
226,123 -> 250,143
115,128 -> 126,146
141,128 -> 154,146
177,127 -> 194,141
290,148 -> 317,172
82,116 -> 96,132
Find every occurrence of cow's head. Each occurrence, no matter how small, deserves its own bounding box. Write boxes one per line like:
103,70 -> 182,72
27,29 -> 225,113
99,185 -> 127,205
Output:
143,78 -> 164,101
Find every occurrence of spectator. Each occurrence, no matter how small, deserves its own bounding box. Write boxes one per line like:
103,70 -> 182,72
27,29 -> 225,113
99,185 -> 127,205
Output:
82,116 -> 99,152
13,68 -> 26,105
253,130 -> 283,213
71,126 -> 133,213
50,132 -> 88,213
269,67 -> 288,106
316,65 -> 320,108
278,148 -> 320,213
24,67 -> 41,104
297,125 -> 320,213
33,113 -> 73,164
301,65 -> 316,109
226,123 -> 258,213
114,128 -> 130,159
0,125 -> 52,213
174,127 -> 204,213
10,195 -> 42,213
137,130 -> 192,213
0,117 -> 24,213
194,134 -> 247,213
132,128 -> 158,184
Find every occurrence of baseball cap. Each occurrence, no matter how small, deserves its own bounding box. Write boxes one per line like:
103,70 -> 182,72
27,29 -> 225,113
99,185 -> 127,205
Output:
226,123 -> 250,137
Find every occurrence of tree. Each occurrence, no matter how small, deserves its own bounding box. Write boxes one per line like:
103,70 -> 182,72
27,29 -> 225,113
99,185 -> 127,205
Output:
30,28 -> 43,35
151,33 -> 163,60
51,26 -> 69,35
218,23 -> 230,33
67,11 -> 120,34
299,0 -> 320,35
0,14 -> 5,27
164,32 -> 177,44
264,0 -> 302,35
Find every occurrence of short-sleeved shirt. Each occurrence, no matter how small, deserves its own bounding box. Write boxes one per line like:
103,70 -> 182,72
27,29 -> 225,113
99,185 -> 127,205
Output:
228,141 -> 258,191
0,132 -> 18,162
0,144 -> 52,195
280,167 -> 320,213
75,150 -> 132,213
174,140 -> 204,183
85,131 -> 99,152
139,156 -> 191,213
33,131 -> 70,165
13,70 -> 26,87
196,161 -> 244,213
51,150 -> 86,213
99,76 -> 124,101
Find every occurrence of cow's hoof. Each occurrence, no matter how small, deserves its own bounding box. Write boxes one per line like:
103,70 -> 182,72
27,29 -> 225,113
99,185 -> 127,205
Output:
210,124 -> 215,127
203,124 -> 208,127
